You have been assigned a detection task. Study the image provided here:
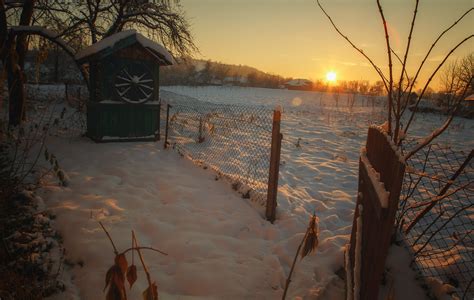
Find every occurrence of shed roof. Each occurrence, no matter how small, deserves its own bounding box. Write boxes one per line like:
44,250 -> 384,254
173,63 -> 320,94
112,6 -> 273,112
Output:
465,94 -> 474,101
75,30 -> 175,65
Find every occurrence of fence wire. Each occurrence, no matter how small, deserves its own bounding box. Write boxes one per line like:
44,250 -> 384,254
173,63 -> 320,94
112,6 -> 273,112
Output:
397,142 -> 473,299
160,90 -> 274,207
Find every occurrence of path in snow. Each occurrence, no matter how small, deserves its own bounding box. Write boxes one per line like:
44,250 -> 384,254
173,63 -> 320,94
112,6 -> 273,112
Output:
42,137 -> 345,299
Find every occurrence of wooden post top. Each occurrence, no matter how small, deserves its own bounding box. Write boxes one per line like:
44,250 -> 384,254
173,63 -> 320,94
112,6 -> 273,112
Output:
273,109 -> 281,122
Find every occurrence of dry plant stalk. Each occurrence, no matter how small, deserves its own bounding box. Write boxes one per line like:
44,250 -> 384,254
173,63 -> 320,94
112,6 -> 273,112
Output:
282,213 -> 319,300
99,222 -> 167,300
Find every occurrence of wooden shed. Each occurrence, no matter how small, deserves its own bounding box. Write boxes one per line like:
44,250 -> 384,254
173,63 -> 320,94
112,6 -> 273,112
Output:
75,30 -> 174,142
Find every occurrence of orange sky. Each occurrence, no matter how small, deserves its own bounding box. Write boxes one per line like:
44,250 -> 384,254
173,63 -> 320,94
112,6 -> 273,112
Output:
181,0 -> 473,89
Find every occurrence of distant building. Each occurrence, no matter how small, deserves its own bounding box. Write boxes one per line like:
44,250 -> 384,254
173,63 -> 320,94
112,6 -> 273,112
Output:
209,78 -> 223,86
75,30 -> 173,142
223,76 -> 248,86
284,79 -> 313,91
464,94 -> 474,107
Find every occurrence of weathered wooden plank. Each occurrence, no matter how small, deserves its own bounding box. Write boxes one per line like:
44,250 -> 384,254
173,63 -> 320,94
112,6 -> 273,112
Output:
347,126 -> 406,300
265,109 -> 282,223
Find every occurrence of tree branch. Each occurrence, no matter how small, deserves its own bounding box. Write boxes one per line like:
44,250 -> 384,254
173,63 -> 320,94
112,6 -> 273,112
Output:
316,0 -> 388,92
403,35 -> 473,138
394,0 -> 419,142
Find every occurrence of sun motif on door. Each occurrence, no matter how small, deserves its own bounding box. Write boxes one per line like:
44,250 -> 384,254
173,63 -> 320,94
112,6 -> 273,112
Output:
114,66 -> 154,104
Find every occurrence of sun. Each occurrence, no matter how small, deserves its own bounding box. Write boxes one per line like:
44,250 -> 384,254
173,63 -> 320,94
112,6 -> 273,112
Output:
326,71 -> 337,82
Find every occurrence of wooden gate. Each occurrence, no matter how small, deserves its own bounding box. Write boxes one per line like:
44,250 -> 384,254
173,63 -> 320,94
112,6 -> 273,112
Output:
346,126 -> 405,299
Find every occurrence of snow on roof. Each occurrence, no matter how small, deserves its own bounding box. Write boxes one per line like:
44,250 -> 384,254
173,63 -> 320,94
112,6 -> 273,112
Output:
285,79 -> 312,86
75,30 -> 174,65
465,94 -> 474,101
11,26 -> 75,55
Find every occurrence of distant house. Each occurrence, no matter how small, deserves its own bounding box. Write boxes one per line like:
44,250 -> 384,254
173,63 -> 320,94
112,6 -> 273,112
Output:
222,76 -> 248,86
284,79 -> 313,91
461,94 -> 474,118
223,76 -> 234,86
209,78 -> 223,86
464,94 -> 474,107
238,76 -> 248,85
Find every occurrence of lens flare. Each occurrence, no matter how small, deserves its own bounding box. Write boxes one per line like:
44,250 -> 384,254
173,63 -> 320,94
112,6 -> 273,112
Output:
292,97 -> 302,106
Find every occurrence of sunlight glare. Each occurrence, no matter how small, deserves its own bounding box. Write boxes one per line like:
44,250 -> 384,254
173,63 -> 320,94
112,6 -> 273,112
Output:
326,71 -> 337,82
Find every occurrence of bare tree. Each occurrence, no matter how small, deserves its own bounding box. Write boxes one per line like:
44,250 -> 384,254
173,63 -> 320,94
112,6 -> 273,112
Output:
45,0 -> 197,57
438,56 -> 471,109
2,0 -> 35,126
441,53 -> 474,98
317,0 -> 473,158
1,0 -> 197,126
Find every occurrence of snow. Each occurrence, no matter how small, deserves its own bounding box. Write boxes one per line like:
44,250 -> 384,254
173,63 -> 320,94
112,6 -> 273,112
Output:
40,136 -> 340,299
75,30 -> 175,65
353,205 -> 363,300
11,26 -> 75,55
344,244 -> 353,300
135,33 -> 176,64
33,85 -> 473,299
381,244 -> 428,300
425,277 -> 459,300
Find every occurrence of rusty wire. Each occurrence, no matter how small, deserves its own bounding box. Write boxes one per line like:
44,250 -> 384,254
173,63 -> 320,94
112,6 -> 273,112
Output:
160,90 -> 274,207
397,141 -> 473,299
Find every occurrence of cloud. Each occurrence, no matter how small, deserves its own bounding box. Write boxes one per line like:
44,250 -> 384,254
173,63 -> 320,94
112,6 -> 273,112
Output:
427,55 -> 446,62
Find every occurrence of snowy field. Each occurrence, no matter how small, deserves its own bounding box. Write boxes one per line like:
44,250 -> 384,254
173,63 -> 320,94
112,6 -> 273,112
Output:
32,85 -> 473,299
162,86 -> 472,217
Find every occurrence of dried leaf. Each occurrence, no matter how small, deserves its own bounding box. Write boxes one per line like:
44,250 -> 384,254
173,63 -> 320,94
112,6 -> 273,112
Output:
104,265 -> 115,292
301,214 -> 319,259
142,282 -> 158,300
115,253 -> 128,275
112,265 -> 126,293
126,265 -> 138,288
106,280 -> 124,300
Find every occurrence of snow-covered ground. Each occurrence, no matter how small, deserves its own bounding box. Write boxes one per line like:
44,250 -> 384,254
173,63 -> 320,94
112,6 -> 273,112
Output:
42,138 -> 307,299
162,86 -> 472,218
35,85 -> 473,299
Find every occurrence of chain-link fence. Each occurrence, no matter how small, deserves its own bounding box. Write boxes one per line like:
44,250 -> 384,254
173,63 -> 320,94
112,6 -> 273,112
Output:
397,142 -> 473,299
160,90 -> 276,208
25,83 -> 87,138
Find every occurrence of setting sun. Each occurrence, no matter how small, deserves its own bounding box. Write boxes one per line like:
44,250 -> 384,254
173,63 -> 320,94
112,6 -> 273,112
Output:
326,71 -> 337,82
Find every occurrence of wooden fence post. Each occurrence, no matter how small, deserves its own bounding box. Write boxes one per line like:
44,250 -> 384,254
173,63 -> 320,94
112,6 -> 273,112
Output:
346,126 -> 406,299
266,109 -> 282,223
164,103 -> 171,149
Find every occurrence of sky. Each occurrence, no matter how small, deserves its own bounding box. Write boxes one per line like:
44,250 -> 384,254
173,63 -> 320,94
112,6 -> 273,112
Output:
180,0 -> 473,88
